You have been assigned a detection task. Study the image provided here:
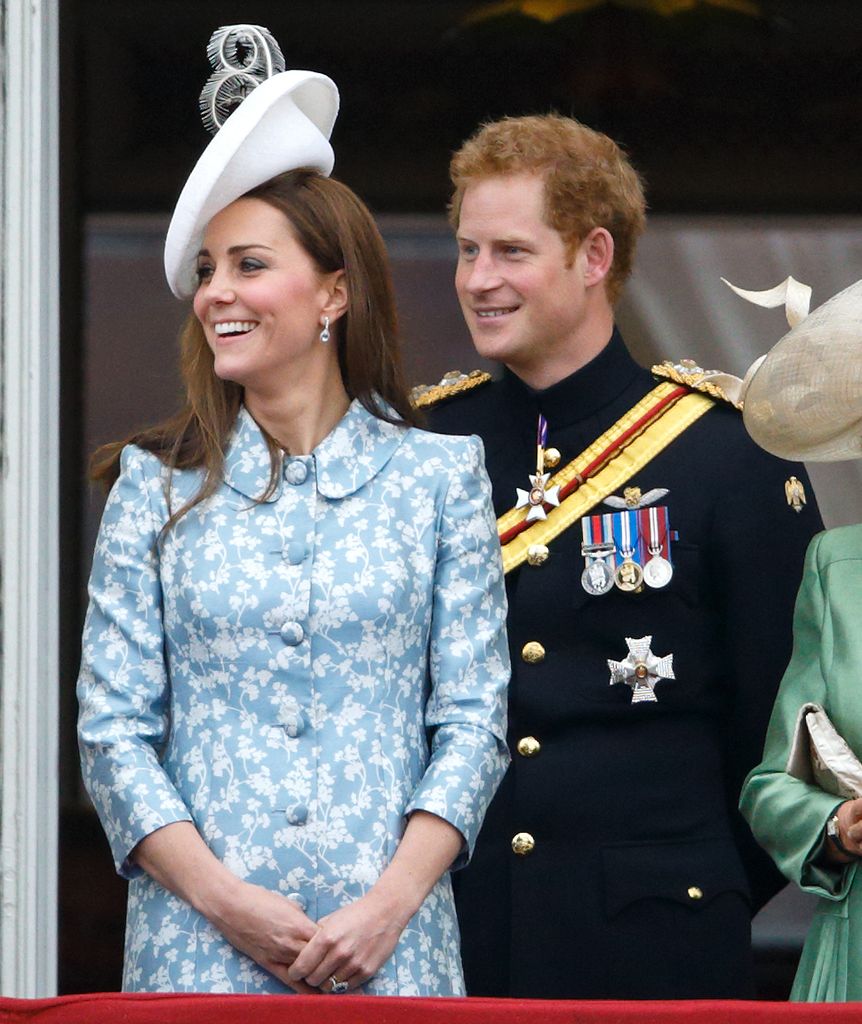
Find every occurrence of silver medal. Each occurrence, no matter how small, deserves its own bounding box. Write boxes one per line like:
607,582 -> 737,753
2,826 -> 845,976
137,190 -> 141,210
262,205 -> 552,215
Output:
582,557 -> 615,595
580,525 -> 615,597
644,555 -> 673,588
643,506 -> 673,589
608,635 -> 675,703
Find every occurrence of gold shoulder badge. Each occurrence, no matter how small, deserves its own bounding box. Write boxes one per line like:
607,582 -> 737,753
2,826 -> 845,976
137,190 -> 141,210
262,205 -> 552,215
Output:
411,369 -> 492,409
651,359 -> 744,410
785,475 -> 806,513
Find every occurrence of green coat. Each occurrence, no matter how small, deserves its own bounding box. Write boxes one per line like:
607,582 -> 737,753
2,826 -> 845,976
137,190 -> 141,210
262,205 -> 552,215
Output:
740,526 -> 862,1001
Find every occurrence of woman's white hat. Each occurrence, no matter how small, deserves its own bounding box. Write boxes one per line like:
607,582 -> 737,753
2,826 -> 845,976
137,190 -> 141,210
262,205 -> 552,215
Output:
164,24 -> 339,299
725,276 -> 862,462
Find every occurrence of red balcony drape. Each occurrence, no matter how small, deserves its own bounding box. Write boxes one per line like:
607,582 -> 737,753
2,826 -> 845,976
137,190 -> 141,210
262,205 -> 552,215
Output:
2,995 -> 861,1024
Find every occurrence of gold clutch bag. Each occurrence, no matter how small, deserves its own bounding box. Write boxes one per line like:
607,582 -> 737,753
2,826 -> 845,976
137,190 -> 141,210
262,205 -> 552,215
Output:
786,702 -> 862,799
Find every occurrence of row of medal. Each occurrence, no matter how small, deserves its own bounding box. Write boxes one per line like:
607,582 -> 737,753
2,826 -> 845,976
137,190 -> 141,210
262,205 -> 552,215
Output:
580,506 -> 673,595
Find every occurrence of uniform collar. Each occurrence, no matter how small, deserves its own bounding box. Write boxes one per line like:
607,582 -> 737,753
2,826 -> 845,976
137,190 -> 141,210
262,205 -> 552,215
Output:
223,401 -> 406,502
500,328 -> 643,428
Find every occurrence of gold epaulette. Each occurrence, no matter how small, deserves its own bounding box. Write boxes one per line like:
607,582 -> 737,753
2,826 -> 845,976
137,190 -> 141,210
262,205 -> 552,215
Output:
651,359 -> 744,410
410,369 -> 492,410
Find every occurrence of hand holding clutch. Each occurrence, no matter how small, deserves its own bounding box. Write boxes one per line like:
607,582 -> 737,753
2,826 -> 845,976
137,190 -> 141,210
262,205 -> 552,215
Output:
828,798 -> 862,861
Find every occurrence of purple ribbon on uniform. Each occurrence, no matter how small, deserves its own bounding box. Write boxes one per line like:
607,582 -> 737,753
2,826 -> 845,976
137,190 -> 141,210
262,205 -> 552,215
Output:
537,414 -> 548,449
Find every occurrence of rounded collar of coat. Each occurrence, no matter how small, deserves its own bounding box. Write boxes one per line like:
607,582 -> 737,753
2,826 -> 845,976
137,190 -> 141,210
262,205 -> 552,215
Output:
222,400 -> 408,502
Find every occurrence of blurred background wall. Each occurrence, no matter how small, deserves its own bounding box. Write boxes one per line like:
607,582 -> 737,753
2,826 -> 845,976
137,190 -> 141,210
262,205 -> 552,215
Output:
59,0 -> 862,994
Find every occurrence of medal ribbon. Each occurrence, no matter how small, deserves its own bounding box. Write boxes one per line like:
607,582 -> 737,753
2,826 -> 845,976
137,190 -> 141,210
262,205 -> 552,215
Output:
638,506 -> 670,561
602,513 -> 615,564
613,510 -> 639,564
537,415 -> 548,447
651,506 -> 670,560
536,414 -> 548,476
581,514 -> 617,567
498,383 -> 713,573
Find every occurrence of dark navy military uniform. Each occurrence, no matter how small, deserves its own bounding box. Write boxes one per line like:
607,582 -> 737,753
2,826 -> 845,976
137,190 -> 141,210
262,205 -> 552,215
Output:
426,331 -> 822,999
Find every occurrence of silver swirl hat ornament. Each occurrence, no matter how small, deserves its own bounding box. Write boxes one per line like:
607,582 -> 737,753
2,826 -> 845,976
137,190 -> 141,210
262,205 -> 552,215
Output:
164,24 -> 339,299
199,25 -> 286,135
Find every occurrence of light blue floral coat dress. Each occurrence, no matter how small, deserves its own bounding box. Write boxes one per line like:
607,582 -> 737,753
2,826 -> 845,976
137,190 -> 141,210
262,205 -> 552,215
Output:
78,400 -> 510,995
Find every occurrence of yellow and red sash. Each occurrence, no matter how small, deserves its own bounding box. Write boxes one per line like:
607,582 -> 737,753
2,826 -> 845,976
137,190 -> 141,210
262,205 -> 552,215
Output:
497,383 -> 714,574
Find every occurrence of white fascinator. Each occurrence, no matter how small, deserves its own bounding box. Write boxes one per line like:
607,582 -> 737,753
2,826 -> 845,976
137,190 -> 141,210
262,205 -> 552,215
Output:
164,24 -> 339,299
722,276 -> 862,462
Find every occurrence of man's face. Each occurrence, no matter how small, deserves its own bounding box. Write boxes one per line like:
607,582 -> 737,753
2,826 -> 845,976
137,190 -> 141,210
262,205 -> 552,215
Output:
455,173 -> 591,380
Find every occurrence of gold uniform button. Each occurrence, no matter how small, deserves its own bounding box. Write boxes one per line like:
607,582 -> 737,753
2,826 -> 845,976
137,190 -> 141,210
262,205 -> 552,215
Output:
544,447 -> 561,468
517,736 -> 541,757
687,886 -> 704,900
521,641 -> 546,664
526,543 -> 550,567
511,832 -> 535,856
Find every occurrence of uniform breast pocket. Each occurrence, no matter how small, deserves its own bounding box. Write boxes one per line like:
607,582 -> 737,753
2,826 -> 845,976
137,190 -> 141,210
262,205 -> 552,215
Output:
599,837 -> 755,997
659,542 -> 702,608
602,836 -> 751,920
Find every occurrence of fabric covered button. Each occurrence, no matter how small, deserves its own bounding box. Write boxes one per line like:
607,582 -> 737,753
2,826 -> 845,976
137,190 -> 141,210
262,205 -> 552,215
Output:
279,711 -> 304,738
277,695 -> 305,736
277,696 -> 303,736
284,460 -> 308,485
287,804 -> 308,826
280,621 -> 305,646
286,892 -> 308,911
284,541 -> 306,565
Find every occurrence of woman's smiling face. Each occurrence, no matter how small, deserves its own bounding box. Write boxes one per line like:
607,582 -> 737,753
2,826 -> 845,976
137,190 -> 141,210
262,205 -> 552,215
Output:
193,197 -> 338,396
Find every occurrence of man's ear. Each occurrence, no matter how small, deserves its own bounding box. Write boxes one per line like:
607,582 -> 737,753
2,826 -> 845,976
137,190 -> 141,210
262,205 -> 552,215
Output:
322,269 -> 348,323
581,227 -> 614,288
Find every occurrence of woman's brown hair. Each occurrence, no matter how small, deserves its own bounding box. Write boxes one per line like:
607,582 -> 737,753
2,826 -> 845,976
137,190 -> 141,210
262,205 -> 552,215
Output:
91,168 -> 417,530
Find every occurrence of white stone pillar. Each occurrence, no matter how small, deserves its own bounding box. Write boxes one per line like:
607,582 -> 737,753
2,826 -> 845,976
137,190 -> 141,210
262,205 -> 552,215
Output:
0,0 -> 60,997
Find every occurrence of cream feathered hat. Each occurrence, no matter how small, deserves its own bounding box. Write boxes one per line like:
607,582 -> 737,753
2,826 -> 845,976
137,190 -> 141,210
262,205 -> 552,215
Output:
654,276 -> 862,462
164,24 -> 339,299
723,276 -> 862,462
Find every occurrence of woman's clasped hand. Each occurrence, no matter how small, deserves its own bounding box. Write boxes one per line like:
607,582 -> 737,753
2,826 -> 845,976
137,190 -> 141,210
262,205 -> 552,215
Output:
208,883 -> 321,994
287,891 -> 406,992
208,882 -> 407,995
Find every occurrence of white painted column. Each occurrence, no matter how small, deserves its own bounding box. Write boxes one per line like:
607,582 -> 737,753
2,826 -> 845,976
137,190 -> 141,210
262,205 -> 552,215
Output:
0,0 -> 60,997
